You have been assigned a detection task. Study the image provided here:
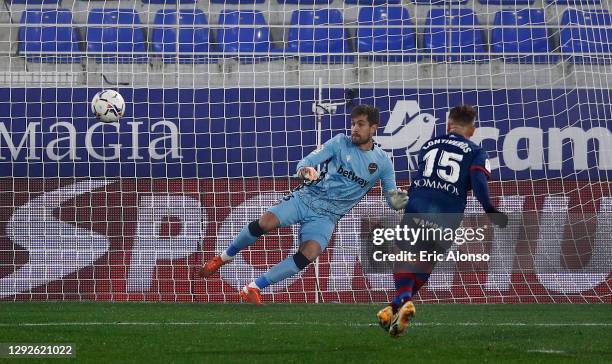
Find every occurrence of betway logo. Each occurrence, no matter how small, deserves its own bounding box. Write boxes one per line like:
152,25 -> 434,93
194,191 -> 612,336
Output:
337,165 -> 368,188
378,100 -> 612,171
0,120 -> 182,161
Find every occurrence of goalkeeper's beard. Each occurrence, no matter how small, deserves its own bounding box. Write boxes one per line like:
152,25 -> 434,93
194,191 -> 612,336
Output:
352,134 -> 372,146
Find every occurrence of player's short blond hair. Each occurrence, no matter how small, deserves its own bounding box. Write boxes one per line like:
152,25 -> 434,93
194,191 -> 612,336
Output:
449,105 -> 477,126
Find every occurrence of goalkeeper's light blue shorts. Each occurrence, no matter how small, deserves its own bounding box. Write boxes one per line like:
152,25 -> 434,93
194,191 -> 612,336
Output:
267,193 -> 338,250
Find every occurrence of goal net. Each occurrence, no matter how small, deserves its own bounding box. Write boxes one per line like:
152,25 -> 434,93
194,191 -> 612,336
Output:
0,0 -> 610,303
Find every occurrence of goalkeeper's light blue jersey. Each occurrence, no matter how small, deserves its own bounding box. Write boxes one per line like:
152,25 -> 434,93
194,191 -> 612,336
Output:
294,134 -> 397,218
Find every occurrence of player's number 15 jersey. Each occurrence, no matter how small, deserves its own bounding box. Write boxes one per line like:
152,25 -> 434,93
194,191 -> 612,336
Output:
409,132 -> 491,213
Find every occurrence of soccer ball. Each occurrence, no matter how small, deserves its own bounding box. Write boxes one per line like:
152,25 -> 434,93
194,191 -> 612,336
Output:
91,89 -> 125,122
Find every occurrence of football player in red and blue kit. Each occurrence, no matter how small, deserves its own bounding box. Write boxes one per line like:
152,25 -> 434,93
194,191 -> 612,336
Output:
378,105 -> 509,337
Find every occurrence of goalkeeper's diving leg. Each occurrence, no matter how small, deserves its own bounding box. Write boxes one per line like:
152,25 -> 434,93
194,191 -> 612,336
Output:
198,194 -> 334,305
198,212 -> 279,278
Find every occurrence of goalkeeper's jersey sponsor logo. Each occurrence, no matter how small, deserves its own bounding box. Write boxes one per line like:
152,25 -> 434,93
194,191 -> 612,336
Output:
337,164 -> 369,188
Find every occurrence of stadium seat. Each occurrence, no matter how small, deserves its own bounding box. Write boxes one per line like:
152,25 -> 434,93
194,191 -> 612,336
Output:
216,10 -> 281,63
9,0 -> 61,4
210,0 -> 265,3
491,9 -> 555,64
546,0 -> 600,4
151,9 -> 213,64
344,0 -> 400,4
287,9 -> 353,64
411,0 -> 467,4
18,9 -> 80,63
356,6 -> 417,62
560,9 -> 612,64
478,0 -> 534,4
142,0 -> 196,3
424,9 -> 486,63
278,0 -> 332,3
86,9 -> 147,63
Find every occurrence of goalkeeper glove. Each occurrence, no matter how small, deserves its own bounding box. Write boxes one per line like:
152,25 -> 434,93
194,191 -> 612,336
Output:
486,208 -> 509,228
387,189 -> 408,210
297,167 -> 320,181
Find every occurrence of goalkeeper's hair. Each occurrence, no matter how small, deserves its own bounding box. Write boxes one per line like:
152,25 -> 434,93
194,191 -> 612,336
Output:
449,104 -> 477,126
351,104 -> 380,125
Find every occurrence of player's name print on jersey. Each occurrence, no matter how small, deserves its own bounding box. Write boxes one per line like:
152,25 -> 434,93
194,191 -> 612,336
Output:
422,137 -> 473,154
337,165 -> 369,188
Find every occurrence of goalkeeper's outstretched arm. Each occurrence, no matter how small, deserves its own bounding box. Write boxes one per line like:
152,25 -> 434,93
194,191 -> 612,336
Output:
380,158 -> 407,210
295,134 -> 342,180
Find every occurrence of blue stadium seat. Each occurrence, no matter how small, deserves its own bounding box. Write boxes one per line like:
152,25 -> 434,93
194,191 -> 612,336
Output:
278,0 -> 332,3
151,9 -> 213,64
142,0 -> 196,3
546,0 -> 600,4
478,0 -> 534,4
10,0 -> 60,4
18,9 -> 80,63
86,9 -> 147,63
411,0 -> 467,4
287,9 -> 353,64
344,0 -> 400,4
424,9 -> 486,63
217,10 -> 280,63
210,0 -> 265,3
561,9 -> 612,64
491,9 -> 555,63
357,6 -> 417,62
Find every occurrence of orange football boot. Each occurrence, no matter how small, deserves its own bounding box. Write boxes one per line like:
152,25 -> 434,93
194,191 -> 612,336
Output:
389,301 -> 416,338
198,256 -> 226,278
240,286 -> 263,305
377,305 -> 394,332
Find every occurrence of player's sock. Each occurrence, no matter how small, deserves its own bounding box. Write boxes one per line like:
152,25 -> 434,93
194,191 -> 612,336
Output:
255,257 -> 300,290
223,220 -> 265,261
220,251 -> 234,262
253,277 -> 268,290
391,272 -> 416,310
254,251 -> 311,290
412,272 -> 431,296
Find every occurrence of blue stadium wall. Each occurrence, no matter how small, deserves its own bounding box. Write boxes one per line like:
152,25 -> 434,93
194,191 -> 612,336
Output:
0,87 -> 610,180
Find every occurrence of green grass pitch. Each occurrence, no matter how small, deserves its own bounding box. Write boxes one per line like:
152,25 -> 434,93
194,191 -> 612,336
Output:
1,302 -> 611,363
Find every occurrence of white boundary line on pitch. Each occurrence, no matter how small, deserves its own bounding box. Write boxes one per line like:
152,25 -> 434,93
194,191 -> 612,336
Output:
0,322 -> 611,327
527,349 -> 566,354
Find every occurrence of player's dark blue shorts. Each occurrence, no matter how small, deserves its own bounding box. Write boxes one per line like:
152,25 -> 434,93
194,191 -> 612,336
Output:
397,195 -> 464,256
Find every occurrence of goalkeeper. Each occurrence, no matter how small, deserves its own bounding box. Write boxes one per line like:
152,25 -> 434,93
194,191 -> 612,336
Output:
198,105 -> 408,304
